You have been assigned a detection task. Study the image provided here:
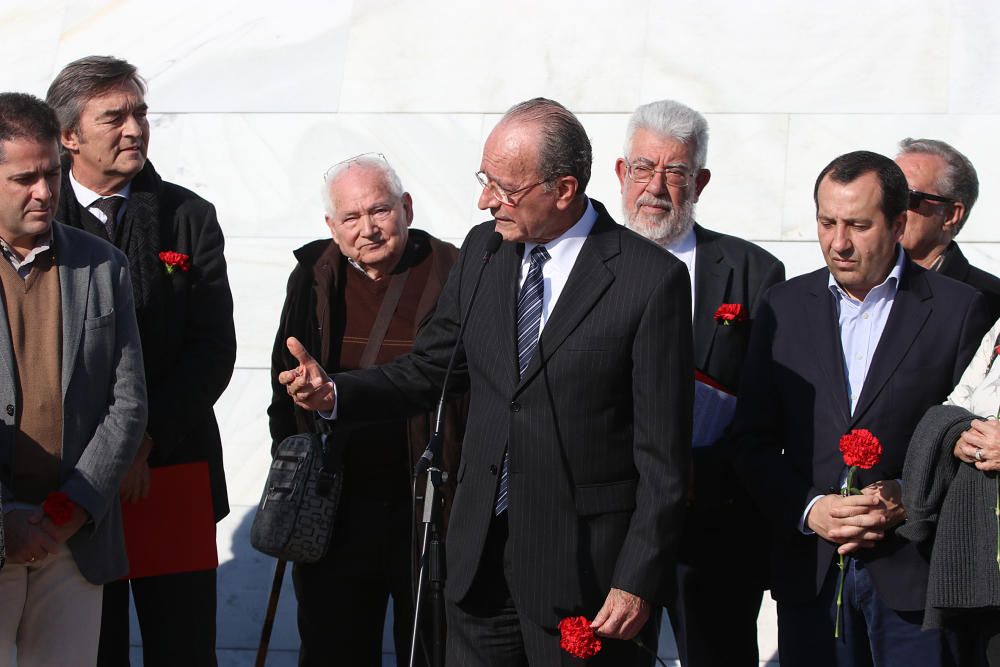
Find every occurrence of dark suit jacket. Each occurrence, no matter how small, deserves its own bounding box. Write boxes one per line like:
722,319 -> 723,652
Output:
939,241 -> 1000,334
0,223 -> 147,583
729,255 -> 990,611
57,161 -> 236,522
690,225 -> 784,508
335,199 -> 693,627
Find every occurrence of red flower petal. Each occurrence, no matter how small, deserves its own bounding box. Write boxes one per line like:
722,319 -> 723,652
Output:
559,616 -> 602,659
714,303 -> 747,323
839,429 -> 882,470
42,491 -> 75,526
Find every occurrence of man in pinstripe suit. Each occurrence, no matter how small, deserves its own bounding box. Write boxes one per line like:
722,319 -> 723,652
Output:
281,98 -> 694,666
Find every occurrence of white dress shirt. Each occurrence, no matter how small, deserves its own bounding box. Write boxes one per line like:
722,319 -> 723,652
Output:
68,170 -> 131,226
519,198 -> 598,335
662,225 -> 697,321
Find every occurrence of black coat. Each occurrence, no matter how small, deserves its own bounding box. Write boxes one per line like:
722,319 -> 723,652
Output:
335,200 -> 694,627
939,241 -> 1000,335
56,160 -> 236,522
730,257 -> 990,610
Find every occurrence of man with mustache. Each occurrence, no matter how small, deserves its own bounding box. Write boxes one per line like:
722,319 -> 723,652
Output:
0,92 -> 146,666
616,99 -> 784,667
46,56 -> 236,667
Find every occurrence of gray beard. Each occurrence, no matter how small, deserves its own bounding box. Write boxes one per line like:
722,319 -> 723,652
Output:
622,199 -> 697,247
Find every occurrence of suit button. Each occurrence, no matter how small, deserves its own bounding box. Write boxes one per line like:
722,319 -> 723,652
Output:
5,404 -> 12,416
489,465 -> 498,475
510,401 -> 520,413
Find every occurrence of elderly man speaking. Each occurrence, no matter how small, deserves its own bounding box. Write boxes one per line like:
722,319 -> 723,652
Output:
280,98 -> 693,666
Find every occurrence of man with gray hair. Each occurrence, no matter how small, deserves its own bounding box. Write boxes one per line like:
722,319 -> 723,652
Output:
616,99 -> 785,667
46,56 -> 236,666
268,153 -> 464,665
895,138 -> 1000,328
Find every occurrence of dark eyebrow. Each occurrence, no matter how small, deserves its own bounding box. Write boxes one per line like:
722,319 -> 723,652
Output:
97,102 -> 149,119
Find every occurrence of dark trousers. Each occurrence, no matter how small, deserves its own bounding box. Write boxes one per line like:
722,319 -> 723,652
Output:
777,558 -> 959,667
665,501 -> 763,667
293,490 -> 417,667
97,569 -> 218,667
446,515 -> 659,667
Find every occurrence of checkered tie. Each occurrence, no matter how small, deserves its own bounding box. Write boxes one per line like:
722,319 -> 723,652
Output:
91,196 -> 123,239
495,245 -> 550,515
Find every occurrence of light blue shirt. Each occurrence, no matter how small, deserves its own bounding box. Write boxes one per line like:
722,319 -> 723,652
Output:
800,246 -> 906,533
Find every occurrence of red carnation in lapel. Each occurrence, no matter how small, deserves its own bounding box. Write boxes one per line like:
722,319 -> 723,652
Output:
559,617 -> 602,659
42,491 -> 75,526
713,303 -> 747,325
158,251 -> 190,274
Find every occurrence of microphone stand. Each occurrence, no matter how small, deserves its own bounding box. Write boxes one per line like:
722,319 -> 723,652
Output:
409,232 -> 502,667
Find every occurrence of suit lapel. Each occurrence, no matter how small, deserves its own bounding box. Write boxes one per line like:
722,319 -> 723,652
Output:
517,210 -> 618,390
692,227 -> 731,372
54,224 -> 91,398
493,238 -> 522,386
804,271 -> 852,424
850,264 -> 931,425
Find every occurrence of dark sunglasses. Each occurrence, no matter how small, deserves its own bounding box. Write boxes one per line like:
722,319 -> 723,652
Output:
908,189 -> 957,210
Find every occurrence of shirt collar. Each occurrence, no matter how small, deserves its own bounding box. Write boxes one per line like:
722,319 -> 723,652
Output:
68,169 -> 132,207
0,230 -> 54,269
828,245 -> 906,303
523,197 -> 598,260
663,224 -> 696,255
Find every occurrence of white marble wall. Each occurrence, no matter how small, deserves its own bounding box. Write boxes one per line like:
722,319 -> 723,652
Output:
2,0 -> 998,663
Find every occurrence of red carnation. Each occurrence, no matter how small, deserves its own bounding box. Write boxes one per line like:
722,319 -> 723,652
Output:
42,491 -> 74,526
158,251 -> 191,274
714,303 -> 747,325
839,429 -> 882,470
559,616 -> 602,660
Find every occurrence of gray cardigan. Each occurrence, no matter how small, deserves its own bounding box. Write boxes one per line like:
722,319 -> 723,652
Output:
900,404 -> 1000,623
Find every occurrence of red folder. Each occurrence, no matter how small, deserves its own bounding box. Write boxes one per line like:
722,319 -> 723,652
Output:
120,462 -> 218,579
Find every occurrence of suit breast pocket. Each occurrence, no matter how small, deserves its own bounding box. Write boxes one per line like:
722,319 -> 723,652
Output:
565,335 -> 623,352
84,309 -> 115,330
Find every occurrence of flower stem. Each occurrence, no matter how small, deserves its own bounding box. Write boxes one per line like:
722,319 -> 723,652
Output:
633,638 -> 668,667
834,467 -> 856,638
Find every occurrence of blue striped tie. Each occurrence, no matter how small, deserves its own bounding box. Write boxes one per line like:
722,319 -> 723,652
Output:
495,245 -> 550,515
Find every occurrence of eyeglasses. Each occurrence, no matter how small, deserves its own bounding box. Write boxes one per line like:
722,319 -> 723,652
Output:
908,189 -> 957,210
624,159 -> 691,187
475,171 -> 549,207
324,152 -> 388,182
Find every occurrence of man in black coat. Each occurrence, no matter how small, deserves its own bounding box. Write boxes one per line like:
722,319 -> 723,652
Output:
47,56 -> 235,667
280,98 -> 694,666
896,137 -> 1000,331
730,151 -> 990,667
615,99 -> 784,667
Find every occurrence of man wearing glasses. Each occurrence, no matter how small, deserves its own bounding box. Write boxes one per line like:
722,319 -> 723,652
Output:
280,98 -> 693,665
896,138 -> 1000,330
616,99 -> 784,667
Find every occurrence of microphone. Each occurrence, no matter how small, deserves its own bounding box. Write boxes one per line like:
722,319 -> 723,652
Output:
415,231 -> 503,475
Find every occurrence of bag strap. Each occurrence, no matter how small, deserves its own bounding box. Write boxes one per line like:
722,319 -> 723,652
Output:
358,269 -> 409,369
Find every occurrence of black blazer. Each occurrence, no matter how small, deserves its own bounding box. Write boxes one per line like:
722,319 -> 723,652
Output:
729,256 -> 989,610
57,161 -> 236,522
335,200 -> 693,627
939,241 -> 1000,334
689,226 -> 784,510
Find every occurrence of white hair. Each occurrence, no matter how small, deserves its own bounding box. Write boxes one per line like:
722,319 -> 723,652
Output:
624,100 -> 709,170
320,155 -> 405,218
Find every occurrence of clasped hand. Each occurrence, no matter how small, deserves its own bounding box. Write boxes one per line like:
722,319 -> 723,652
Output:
5,504 -> 88,564
806,480 -> 905,556
277,337 -> 335,413
954,417 -> 1000,472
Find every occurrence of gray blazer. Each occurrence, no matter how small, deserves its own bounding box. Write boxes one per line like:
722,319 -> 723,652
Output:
0,222 -> 147,584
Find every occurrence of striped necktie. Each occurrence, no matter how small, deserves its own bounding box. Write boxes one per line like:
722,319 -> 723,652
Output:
495,245 -> 550,515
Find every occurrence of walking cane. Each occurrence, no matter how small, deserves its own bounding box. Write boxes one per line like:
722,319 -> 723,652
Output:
255,559 -> 287,667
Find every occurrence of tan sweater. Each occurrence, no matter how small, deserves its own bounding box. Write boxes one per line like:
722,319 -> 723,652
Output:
0,252 -> 63,503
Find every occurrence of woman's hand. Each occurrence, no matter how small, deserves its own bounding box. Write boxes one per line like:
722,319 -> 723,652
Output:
955,417 -> 1000,471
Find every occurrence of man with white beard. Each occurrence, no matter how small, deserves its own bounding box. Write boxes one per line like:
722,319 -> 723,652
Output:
615,100 -> 785,667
